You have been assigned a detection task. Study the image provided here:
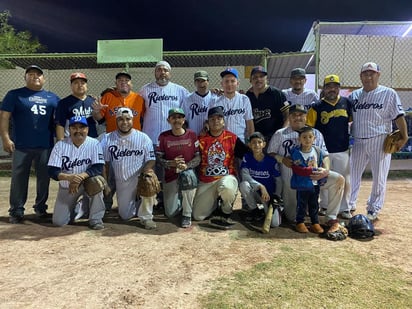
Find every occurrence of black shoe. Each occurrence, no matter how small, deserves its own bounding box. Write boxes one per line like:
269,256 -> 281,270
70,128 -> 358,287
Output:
244,208 -> 265,223
209,215 -> 235,230
34,209 -> 50,218
89,223 -> 105,230
181,216 -> 192,228
9,215 -> 24,224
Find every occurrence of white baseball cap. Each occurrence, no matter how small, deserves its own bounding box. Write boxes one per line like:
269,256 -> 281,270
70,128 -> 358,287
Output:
361,62 -> 380,73
116,107 -> 133,118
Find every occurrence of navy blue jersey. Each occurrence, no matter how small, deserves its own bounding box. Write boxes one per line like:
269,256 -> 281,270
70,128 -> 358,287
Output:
1,87 -> 59,149
55,94 -> 98,138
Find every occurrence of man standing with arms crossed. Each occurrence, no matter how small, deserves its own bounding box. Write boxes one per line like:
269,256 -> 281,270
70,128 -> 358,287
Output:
349,62 -> 408,221
0,65 -> 59,223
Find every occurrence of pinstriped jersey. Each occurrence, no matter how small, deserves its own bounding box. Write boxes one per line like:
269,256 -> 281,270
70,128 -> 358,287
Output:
47,136 -> 104,189
282,88 -> 318,110
209,92 -> 254,142
306,96 -> 352,153
267,126 -> 327,180
349,85 -> 405,138
101,129 -> 155,182
182,91 -> 216,135
140,81 -> 189,144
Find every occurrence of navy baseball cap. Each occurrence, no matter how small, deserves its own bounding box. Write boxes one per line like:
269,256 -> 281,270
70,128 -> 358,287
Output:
220,67 -> 239,79
208,106 -> 225,118
25,65 -> 43,74
289,104 -> 307,114
115,72 -> 132,80
69,116 -> 88,126
250,66 -> 267,76
248,131 -> 266,142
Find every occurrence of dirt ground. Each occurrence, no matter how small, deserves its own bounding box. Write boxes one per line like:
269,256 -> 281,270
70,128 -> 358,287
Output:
0,177 -> 411,309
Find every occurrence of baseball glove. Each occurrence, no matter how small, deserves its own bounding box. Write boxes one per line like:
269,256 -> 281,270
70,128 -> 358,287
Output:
137,170 -> 161,197
383,130 -> 402,154
177,169 -> 198,191
83,175 -> 110,196
326,224 -> 348,241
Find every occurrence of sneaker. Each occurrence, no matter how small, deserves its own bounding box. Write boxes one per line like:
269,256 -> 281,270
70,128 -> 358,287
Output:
340,211 -> 352,219
318,208 -> 327,216
296,223 -> 309,233
367,212 -> 378,221
144,219 -> 157,230
311,223 -> 324,234
9,215 -> 24,224
181,216 -> 192,228
208,216 -> 235,230
89,223 -> 105,230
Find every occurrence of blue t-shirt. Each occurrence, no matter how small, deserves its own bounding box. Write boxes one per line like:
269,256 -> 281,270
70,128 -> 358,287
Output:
241,152 -> 280,193
55,94 -> 98,138
1,87 -> 59,149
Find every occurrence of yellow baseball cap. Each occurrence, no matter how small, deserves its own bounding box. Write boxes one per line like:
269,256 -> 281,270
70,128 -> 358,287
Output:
323,74 -> 340,86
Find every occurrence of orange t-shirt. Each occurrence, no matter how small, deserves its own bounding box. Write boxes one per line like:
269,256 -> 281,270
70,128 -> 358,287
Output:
100,90 -> 145,132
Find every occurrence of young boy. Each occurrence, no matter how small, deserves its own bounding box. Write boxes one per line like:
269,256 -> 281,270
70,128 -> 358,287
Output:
156,108 -> 200,228
290,126 -> 327,234
239,132 -> 280,222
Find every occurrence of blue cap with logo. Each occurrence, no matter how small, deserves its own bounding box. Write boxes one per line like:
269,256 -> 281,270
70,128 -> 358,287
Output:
220,67 -> 239,79
69,116 -> 88,126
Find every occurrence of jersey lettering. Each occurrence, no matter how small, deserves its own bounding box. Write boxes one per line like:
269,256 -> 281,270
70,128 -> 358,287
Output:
62,156 -> 91,170
30,104 -> 47,115
108,145 -> 143,160
320,109 -> 348,125
189,103 -> 208,119
148,92 -> 178,107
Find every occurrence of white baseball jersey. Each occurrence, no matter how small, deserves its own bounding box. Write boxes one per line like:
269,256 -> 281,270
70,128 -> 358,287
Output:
267,126 -> 328,181
349,85 -> 405,138
282,88 -> 319,109
101,129 -> 155,182
48,136 -> 104,188
182,91 -> 216,135
209,92 -> 254,142
140,81 -> 189,145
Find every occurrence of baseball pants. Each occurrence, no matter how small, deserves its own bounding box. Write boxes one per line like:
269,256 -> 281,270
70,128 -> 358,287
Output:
115,175 -> 139,220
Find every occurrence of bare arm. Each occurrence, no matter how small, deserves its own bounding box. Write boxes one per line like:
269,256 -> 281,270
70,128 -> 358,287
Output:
0,111 -> 14,153
56,125 -> 65,141
245,119 -> 255,140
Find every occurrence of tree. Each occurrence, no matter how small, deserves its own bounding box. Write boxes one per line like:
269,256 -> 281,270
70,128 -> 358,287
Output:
0,10 -> 46,68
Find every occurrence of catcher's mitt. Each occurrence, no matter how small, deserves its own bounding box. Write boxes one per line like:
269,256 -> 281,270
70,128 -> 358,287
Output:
326,223 -> 348,241
383,130 -> 402,154
137,170 -> 161,197
177,169 -> 198,191
83,175 -> 110,196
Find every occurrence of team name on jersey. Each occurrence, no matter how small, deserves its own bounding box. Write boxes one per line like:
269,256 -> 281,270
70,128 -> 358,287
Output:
224,108 -> 245,116
108,145 -> 143,160
166,138 -> 193,148
29,96 -> 48,104
253,108 -> 271,122
188,103 -> 208,119
320,109 -> 348,124
148,92 -> 178,106
62,156 -> 91,170
73,106 -> 92,117
352,99 -> 383,111
249,169 -> 271,179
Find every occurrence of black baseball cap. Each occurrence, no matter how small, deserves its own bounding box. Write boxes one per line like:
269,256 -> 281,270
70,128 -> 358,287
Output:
208,106 -> 224,118
289,104 -> 307,114
115,72 -> 132,80
25,65 -> 43,74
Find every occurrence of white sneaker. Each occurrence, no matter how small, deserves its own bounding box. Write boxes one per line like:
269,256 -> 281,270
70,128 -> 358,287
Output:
340,211 -> 352,219
367,212 -> 378,221
144,219 -> 157,230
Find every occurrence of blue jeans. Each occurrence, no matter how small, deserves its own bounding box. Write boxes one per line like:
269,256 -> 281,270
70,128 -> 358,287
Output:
295,185 -> 320,224
9,148 -> 51,217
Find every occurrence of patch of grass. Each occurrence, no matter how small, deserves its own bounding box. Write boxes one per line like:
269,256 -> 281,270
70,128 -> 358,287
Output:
199,247 -> 411,309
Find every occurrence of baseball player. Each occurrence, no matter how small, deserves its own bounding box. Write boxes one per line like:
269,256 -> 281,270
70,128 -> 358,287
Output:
55,72 -> 99,140
246,66 -> 289,142
100,108 -> 156,228
47,116 -> 105,229
156,108 -> 200,228
349,62 -> 408,221
267,104 -> 345,233
209,67 -> 254,143
182,70 -> 217,135
192,106 -> 249,229
0,65 -> 59,224
282,68 -> 318,110
140,61 -> 189,145
306,75 -> 353,219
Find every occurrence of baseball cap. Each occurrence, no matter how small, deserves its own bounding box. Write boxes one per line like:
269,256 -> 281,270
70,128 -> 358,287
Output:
248,131 -> 266,142
116,107 -> 134,118
194,70 -> 209,81
168,108 -> 185,117
323,74 -> 340,86
69,116 -> 88,127
290,68 -> 306,78
115,72 -> 132,80
361,62 -> 380,73
208,106 -> 225,118
25,65 -> 43,74
70,72 -> 87,82
250,66 -> 267,76
220,67 -> 239,79
289,104 -> 307,114
155,60 -> 171,71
